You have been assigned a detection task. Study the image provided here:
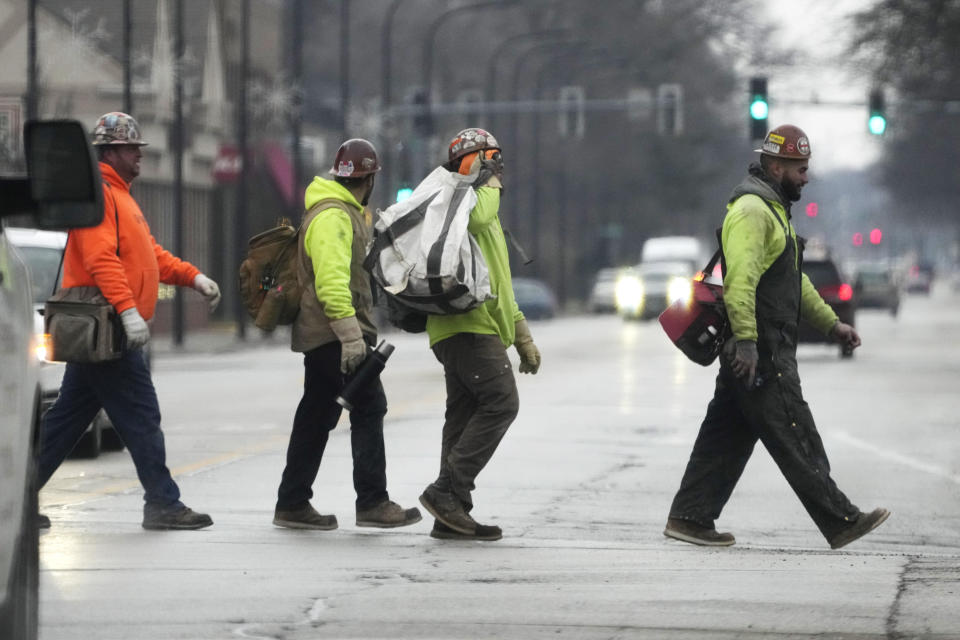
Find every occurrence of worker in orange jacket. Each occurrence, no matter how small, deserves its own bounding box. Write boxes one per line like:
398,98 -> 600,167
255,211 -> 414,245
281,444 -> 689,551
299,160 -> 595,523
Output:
37,112 -> 221,530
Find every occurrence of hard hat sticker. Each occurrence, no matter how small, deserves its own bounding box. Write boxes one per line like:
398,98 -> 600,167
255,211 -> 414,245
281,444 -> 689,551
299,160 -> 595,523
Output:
797,136 -> 810,155
337,161 -> 355,176
763,141 -> 781,154
768,133 -> 785,145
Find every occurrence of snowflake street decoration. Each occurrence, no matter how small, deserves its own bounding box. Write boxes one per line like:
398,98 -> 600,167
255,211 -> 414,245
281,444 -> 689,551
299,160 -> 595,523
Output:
38,9 -> 110,83
346,99 -> 384,139
249,76 -> 304,128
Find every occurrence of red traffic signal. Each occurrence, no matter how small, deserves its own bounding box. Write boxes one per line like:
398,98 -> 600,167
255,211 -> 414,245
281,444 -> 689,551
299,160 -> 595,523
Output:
852,232 -> 863,247
805,202 -> 818,218
869,228 -> 883,244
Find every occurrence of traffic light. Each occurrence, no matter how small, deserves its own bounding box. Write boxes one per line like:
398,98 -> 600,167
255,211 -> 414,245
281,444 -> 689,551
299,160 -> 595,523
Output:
396,185 -> 413,203
868,89 -> 886,135
852,232 -> 863,247
411,88 -> 434,137
749,76 -> 768,140
869,228 -> 883,244
805,202 -> 818,218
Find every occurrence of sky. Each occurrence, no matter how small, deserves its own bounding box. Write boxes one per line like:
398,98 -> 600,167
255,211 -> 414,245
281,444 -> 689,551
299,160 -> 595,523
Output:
759,0 -> 882,173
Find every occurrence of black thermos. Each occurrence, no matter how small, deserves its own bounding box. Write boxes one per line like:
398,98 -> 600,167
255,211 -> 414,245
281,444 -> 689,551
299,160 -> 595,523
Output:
336,340 -> 395,411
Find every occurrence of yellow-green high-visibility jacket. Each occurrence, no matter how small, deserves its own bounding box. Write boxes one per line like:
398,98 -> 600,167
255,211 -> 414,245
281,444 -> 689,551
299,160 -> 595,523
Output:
721,177 -> 838,343
426,185 -> 524,348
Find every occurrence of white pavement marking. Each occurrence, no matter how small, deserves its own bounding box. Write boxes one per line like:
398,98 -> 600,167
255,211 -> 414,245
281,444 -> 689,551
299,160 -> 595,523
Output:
833,430 -> 960,485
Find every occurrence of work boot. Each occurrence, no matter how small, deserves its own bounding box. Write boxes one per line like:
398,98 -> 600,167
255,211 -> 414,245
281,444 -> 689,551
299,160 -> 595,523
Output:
418,486 -> 476,535
356,499 -> 422,528
142,504 -> 213,530
430,519 -> 502,541
828,508 -> 890,550
273,503 -> 338,530
663,517 -> 735,546
37,513 -> 51,529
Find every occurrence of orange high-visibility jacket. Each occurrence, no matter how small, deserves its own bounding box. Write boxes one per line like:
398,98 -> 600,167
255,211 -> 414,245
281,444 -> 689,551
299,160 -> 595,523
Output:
62,162 -> 200,320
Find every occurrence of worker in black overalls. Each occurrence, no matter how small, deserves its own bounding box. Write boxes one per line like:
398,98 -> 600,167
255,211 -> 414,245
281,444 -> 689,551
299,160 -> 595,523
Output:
663,125 -> 889,550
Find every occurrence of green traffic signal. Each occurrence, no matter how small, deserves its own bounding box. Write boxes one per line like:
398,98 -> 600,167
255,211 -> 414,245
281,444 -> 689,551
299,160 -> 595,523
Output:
750,98 -> 769,120
868,88 -> 886,136
396,187 -> 413,202
868,114 -> 886,135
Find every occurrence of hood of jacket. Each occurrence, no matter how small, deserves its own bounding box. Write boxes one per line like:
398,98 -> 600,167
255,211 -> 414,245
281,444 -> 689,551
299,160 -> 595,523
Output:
304,176 -> 361,212
728,162 -> 791,216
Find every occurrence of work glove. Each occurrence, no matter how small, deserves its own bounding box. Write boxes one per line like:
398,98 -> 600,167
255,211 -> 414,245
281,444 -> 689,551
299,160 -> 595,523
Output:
193,274 -> 221,312
728,340 -> 759,388
514,318 -> 541,375
120,308 -> 150,350
830,321 -> 861,351
329,316 -> 367,375
472,151 -> 504,189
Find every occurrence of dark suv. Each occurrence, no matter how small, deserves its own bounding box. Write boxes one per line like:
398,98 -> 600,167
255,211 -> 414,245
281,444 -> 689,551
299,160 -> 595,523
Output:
798,257 -> 856,358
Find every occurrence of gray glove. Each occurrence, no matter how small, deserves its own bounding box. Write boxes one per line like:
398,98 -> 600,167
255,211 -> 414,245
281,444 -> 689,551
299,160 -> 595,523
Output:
830,321 -> 861,351
120,308 -> 150,349
329,316 -> 367,375
729,340 -> 758,388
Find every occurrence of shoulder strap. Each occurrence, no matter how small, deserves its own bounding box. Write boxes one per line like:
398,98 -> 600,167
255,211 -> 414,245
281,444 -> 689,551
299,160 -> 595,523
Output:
53,182 -> 120,296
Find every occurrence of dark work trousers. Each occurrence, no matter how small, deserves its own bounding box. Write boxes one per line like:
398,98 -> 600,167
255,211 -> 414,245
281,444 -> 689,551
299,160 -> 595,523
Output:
668,357 -> 861,540
276,340 -> 388,512
430,333 -> 519,512
669,203 -> 860,541
38,348 -> 182,507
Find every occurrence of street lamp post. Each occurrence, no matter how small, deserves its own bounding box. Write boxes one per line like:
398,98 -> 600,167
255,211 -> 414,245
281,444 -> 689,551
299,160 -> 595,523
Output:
529,48 -> 611,304
380,0 -> 408,209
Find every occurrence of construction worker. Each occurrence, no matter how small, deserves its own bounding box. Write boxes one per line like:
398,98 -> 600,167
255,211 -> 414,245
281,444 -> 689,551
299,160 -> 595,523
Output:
273,139 -> 421,531
38,112 -> 221,530
663,124 -> 889,549
418,128 -> 541,541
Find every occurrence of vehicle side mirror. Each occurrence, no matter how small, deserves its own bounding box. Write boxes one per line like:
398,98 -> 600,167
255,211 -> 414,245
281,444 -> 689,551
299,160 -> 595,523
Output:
24,119 -> 103,229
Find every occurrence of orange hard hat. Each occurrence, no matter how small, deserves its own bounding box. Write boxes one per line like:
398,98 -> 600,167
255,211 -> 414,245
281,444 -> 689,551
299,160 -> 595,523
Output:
755,124 -> 811,159
329,138 -> 381,178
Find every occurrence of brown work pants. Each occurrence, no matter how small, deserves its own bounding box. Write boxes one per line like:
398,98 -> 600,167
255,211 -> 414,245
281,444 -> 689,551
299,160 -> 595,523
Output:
430,333 -> 519,511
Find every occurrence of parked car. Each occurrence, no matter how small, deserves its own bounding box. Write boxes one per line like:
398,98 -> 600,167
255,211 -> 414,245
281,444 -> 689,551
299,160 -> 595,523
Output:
853,263 -> 901,316
5,228 -> 125,458
1,120 -> 103,640
616,260 -> 694,320
587,267 -> 622,313
798,257 -> 857,357
513,277 -> 558,320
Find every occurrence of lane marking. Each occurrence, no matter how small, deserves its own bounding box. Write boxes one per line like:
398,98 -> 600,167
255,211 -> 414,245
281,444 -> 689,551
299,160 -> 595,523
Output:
833,430 -> 960,485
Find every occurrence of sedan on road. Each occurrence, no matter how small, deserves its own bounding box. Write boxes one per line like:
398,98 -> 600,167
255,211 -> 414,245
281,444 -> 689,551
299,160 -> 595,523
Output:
6,228 -> 125,458
799,257 -> 856,357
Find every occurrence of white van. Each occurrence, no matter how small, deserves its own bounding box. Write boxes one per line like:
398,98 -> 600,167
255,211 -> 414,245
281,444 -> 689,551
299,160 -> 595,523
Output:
640,235 -> 710,271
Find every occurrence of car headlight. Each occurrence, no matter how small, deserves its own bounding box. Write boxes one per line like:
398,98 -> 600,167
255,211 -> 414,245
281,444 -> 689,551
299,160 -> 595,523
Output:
34,333 -> 53,362
666,276 -> 693,305
615,275 -> 645,314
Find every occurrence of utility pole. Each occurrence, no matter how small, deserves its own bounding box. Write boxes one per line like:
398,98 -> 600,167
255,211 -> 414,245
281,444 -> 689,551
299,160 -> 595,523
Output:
235,0 -> 250,340
172,0 -> 185,346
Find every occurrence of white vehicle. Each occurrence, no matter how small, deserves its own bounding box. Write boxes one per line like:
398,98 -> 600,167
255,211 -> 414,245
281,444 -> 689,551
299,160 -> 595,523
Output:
640,235 -> 710,272
0,120 -> 103,640
5,229 -> 125,458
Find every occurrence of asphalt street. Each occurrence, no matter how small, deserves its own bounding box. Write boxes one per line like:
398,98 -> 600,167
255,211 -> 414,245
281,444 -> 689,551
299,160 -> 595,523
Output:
38,284 -> 960,639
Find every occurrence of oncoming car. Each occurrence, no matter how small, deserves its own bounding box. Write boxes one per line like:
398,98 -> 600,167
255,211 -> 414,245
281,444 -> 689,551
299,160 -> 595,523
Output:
5,228 -> 125,458
616,261 -> 695,320
1,120 -> 103,640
